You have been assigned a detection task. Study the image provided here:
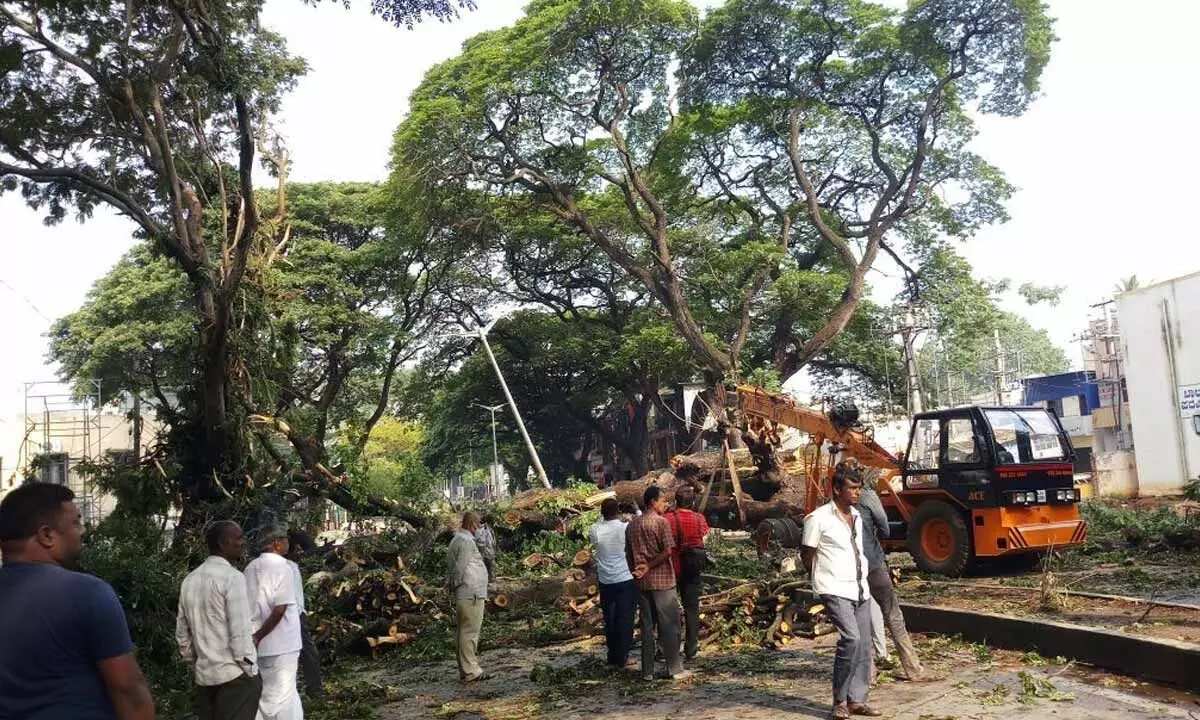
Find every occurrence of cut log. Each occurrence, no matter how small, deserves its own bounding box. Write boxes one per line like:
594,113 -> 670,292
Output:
491,594 -> 510,609
523,552 -> 545,569
572,549 -> 592,567
672,448 -> 755,474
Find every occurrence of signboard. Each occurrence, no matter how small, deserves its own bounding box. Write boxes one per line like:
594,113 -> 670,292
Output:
1179,384 -> 1200,416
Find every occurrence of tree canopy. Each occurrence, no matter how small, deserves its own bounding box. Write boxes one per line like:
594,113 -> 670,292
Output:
395,0 -> 1055,387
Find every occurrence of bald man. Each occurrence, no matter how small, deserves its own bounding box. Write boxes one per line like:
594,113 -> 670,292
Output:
447,512 -> 489,682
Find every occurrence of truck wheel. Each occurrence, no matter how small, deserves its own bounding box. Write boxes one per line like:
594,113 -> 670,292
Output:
906,500 -> 973,577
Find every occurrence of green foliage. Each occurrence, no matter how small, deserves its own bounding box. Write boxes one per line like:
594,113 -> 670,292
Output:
396,0 -> 1055,385
1016,670 -> 1075,703
79,516 -> 192,717
303,0 -> 477,29
912,245 -> 1068,403
1017,282 -> 1064,307
1183,477 -> 1200,503
343,417 -> 436,505
47,246 -> 193,407
1079,501 -> 1200,546
419,309 -> 693,485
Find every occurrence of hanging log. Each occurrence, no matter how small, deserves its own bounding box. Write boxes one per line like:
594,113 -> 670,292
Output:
672,448 -> 756,474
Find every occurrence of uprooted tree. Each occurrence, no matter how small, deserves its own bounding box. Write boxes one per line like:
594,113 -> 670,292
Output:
395,0 -> 1055,398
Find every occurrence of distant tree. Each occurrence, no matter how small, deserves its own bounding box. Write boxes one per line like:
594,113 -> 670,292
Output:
1114,275 -> 1142,294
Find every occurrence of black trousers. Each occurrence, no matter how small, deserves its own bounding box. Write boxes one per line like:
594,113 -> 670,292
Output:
299,612 -> 323,697
195,673 -> 262,720
598,579 -> 637,666
678,576 -> 702,659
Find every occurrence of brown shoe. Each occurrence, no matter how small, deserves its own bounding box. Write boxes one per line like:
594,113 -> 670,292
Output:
831,703 -> 851,719
849,704 -> 882,717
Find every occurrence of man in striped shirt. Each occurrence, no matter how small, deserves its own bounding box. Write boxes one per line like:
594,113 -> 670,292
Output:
625,485 -> 692,682
176,521 -> 262,720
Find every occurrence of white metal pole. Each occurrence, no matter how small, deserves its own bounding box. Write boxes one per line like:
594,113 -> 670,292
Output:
489,409 -> 500,491
477,327 -> 552,489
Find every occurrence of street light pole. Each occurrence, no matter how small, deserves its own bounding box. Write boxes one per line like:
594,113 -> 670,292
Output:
475,325 -> 552,489
472,402 -> 505,496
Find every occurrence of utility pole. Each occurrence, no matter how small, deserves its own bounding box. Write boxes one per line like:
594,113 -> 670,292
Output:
436,319 -> 553,490
474,323 -> 552,489
472,402 -> 505,498
993,328 -> 1006,406
898,306 -> 924,414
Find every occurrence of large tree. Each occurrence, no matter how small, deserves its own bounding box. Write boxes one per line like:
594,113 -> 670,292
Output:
1,0 -> 305,502
48,182 -> 476,522
395,0 -> 1054,390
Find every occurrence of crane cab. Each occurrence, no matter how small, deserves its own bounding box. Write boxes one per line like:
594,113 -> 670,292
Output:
887,406 -> 1087,576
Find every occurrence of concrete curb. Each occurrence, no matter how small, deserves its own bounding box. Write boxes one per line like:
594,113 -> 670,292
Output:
901,602 -> 1200,689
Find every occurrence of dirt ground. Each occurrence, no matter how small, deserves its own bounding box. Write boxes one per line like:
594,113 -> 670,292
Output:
350,631 -> 1199,720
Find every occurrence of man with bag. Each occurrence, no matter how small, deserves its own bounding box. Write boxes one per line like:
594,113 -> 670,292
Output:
666,486 -> 710,661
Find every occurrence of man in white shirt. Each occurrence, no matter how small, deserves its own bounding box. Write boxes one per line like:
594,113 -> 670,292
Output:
245,525 -> 303,720
176,520 -> 261,720
588,498 -> 636,667
802,460 -> 880,719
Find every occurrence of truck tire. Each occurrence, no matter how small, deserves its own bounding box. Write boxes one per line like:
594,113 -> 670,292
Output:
906,500 -> 973,577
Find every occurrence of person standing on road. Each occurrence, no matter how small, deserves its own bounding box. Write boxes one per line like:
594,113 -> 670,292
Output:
176,521 -> 262,720
855,469 -> 928,682
0,483 -> 155,720
625,485 -> 692,682
245,525 -> 304,720
474,514 -> 498,582
286,551 -> 324,699
589,498 -> 637,668
448,512 -> 489,682
802,460 -> 881,719
666,486 -> 710,662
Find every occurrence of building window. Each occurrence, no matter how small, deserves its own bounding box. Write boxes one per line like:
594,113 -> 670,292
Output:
36,453 -> 69,486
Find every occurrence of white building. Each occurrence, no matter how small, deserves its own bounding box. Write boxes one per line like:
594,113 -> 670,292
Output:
1118,271 -> 1200,495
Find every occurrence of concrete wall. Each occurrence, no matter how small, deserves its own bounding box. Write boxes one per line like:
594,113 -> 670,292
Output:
1093,450 -> 1139,497
1118,272 -> 1200,495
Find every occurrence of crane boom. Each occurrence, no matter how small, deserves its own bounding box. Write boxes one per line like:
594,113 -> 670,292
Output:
736,385 -> 900,470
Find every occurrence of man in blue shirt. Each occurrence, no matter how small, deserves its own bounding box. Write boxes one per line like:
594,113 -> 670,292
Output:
0,483 -> 155,719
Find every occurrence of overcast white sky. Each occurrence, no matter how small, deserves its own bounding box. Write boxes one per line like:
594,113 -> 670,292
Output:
3,0 -> 1199,423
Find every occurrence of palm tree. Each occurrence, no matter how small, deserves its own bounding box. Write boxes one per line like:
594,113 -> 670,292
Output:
1114,275 -> 1142,294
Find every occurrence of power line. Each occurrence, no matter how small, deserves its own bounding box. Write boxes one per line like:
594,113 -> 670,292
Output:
0,276 -> 52,322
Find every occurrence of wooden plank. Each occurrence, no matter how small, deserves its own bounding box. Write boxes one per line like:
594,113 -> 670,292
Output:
723,440 -> 747,527
698,466 -> 717,514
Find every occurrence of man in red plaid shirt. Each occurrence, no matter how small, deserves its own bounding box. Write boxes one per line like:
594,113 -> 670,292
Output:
625,485 -> 692,681
666,486 -> 710,660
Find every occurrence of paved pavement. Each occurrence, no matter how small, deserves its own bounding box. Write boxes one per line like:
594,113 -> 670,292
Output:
372,634 -> 1199,719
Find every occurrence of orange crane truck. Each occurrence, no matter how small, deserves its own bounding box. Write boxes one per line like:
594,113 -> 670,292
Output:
737,386 -> 1087,576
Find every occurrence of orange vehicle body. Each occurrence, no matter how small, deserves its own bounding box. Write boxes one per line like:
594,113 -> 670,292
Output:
736,385 -> 1087,574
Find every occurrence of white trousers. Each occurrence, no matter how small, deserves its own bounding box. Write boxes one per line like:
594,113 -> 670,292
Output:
257,652 -> 303,720
869,597 -> 888,659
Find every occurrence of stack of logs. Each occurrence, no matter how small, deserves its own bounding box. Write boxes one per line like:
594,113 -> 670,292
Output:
307,542 -> 447,659
697,578 -> 835,649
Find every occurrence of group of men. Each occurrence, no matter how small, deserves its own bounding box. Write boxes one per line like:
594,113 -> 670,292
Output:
0,482 -> 322,720
174,520 -> 324,720
0,461 -> 925,720
589,484 -> 709,681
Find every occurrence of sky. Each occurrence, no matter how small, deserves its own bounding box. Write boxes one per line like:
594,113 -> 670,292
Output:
3,0 -> 1200,426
